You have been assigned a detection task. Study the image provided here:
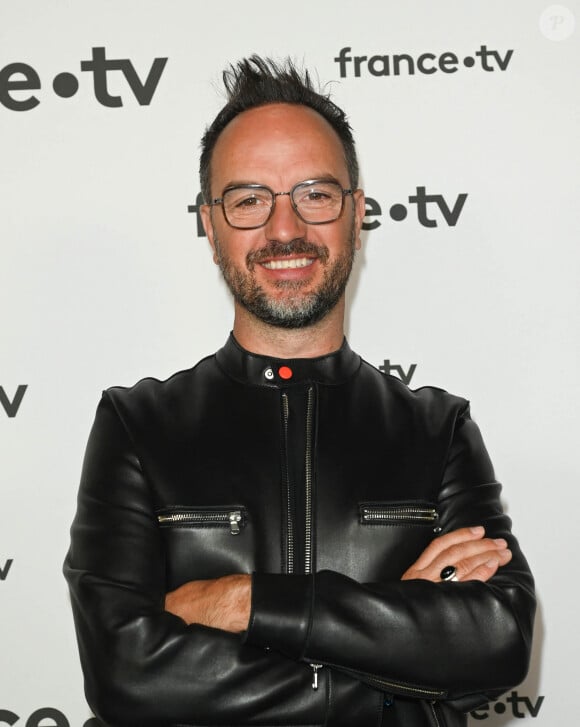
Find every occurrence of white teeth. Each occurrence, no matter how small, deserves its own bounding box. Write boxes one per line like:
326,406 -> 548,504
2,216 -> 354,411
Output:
262,257 -> 314,270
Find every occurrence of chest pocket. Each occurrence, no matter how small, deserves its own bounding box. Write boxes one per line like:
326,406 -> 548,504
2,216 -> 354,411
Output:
356,501 -> 440,580
156,505 -> 255,589
359,502 -> 439,527
316,500 -> 440,581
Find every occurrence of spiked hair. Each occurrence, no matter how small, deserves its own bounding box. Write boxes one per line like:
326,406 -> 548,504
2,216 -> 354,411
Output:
199,55 -> 359,202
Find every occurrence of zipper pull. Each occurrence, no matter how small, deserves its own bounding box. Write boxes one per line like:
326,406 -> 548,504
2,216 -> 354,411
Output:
310,663 -> 323,690
228,511 -> 242,535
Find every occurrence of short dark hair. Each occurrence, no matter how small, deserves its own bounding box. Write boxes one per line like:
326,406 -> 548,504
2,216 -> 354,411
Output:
199,55 -> 359,202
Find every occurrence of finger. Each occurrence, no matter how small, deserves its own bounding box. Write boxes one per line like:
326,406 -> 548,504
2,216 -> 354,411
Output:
457,548 -> 512,582
402,541 -> 511,582
433,537 -> 508,572
438,547 -> 511,583
432,541 -> 509,580
459,559 -> 501,583
409,526 -> 485,570
411,528 -> 504,573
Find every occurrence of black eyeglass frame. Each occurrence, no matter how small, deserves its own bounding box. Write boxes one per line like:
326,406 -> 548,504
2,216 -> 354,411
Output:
208,178 -> 354,230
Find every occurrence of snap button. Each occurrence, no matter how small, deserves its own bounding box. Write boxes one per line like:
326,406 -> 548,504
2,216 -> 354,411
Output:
278,366 -> 293,380
264,367 -> 274,381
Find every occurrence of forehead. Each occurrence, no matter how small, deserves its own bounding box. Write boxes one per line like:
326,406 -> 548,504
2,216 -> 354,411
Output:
210,103 -> 347,190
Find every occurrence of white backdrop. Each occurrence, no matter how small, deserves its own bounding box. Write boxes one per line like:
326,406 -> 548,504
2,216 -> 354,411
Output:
1,1 -> 579,724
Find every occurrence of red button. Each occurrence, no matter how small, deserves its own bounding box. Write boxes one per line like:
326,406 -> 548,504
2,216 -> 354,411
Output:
278,366 -> 293,380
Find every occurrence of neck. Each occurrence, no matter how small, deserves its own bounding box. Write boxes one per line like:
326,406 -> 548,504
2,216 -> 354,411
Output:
232,298 -> 346,358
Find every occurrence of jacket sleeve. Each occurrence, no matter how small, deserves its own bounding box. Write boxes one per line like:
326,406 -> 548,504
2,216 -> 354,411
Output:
246,403 -> 536,710
64,393 -> 327,727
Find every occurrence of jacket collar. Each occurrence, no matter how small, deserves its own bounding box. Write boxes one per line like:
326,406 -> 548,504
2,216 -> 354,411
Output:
215,333 -> 361,388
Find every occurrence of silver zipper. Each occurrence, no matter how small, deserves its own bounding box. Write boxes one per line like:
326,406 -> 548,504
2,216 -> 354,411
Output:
336,664 -> 445,699
228,511 -> 242,535
304,387 -> 321,691
281,393 -> 294,573
360,504 -> 438,524
309,662 -> 323,689
283,388 -> 321,691
429,701 -> 442,727
157,509 -> 244,536
304,386 -> 315,575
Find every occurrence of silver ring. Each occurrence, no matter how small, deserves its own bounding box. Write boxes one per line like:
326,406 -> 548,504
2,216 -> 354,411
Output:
440,565 -> 459,582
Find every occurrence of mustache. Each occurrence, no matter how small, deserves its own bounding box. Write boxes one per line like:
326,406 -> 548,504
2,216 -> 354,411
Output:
246,239 -> 329,269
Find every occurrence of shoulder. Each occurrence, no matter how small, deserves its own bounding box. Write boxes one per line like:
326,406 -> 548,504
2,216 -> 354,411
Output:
101,353 -> 218,421
357,356 -> 470,425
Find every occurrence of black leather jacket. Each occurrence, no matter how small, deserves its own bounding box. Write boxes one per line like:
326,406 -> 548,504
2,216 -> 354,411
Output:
64,335 -> 535,727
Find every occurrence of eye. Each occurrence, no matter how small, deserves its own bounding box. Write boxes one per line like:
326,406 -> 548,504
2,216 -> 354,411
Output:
305,190 -> 331,202
225,188 -> 271,211
296,183 -> 341,208
236,195 -> 265,208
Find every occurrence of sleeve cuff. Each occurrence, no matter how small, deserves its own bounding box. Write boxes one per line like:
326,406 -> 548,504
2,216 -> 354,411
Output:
245,573 -> 313,661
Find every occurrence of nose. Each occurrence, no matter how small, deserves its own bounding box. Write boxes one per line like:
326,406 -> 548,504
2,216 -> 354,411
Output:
264,193 -> 307,242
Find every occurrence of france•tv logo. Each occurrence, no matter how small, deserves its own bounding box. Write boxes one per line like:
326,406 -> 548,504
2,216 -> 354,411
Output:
0,47 -> 167,111
470,691 -> 544,720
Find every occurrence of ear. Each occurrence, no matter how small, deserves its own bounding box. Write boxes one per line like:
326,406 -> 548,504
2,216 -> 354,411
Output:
200,204 -> 219,264
353,189 -> 366,250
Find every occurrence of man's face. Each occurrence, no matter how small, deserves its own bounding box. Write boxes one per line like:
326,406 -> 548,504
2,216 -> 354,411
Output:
201,103 -> 365,329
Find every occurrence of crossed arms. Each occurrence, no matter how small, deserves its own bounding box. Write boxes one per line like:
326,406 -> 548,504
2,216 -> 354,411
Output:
64,392 -> 535,725
165,526 -> 513,632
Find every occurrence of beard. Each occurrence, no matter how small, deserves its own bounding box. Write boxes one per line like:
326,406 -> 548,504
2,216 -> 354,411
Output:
212,221 -> 356,329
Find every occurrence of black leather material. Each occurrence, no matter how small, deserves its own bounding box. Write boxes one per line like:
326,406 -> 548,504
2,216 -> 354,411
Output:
64,334 -> 535,726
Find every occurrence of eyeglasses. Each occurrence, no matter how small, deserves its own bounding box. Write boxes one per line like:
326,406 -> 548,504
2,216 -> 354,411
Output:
208,179 -> 353,229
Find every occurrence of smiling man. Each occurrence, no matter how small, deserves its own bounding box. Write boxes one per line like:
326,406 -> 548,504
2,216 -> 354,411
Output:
202,103 -> 363,339
64,57 -> 535,727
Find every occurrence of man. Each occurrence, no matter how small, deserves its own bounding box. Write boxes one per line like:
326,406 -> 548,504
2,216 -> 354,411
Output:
64,57 -> 535,727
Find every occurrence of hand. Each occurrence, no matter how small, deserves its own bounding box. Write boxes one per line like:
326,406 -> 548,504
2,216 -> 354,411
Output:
401,526 -> 512,583
165,574 -> 251,632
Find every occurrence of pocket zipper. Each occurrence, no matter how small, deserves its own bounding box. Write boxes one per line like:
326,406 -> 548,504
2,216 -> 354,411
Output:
360,503 -> 438,525
328,662 -> 445,700
157,508 -> 245,535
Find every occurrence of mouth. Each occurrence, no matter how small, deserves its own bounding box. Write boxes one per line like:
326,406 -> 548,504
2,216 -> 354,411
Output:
247,240 -> 329,272
261,257 -> 316,270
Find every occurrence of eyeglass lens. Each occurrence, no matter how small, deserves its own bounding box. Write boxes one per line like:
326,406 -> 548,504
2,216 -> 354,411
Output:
222,180 -> 346,228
